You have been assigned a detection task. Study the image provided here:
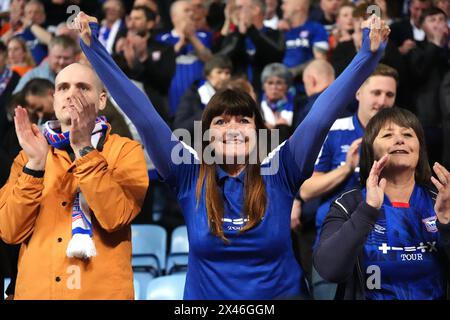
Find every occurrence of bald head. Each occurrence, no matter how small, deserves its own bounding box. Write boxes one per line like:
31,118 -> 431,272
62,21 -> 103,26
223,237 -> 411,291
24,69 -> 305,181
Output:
303,59 -> 335,96
53,63 -> 107,129
282,0 -> 310,25
171,0 -> 188,17
56,63 -> 104,93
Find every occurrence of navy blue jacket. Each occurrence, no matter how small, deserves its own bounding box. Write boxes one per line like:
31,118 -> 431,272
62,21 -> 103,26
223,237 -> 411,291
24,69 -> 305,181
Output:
314,188 -> 450,299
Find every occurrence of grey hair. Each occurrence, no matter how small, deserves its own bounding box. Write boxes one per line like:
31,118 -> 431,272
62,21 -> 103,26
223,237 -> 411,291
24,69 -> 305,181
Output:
261,63 -> 292,86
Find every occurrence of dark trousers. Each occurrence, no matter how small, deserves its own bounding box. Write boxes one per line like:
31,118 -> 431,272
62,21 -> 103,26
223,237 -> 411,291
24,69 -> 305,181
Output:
292,218 -> 317,294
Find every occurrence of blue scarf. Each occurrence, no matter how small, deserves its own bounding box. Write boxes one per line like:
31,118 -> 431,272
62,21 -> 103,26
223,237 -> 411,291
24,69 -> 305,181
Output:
43,116 -> 108,259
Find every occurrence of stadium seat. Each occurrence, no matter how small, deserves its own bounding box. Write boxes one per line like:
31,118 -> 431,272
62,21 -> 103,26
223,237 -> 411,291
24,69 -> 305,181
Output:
131,224 -> 167,276
134,272 -> 155,300
166,225 -> 189,274
3,278 -> 10,300
145,274 -> 186,300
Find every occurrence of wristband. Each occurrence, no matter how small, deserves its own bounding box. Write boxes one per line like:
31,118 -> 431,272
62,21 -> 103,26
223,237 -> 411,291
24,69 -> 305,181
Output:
23,166 -> 45,178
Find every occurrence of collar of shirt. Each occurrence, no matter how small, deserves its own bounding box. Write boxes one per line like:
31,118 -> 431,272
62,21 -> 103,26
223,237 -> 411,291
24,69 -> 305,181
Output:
352,113 -> 365,137
362,184 -> 421,209
410,19 -> 425,42
38,60 -> 55,78
216,165 -> 246,184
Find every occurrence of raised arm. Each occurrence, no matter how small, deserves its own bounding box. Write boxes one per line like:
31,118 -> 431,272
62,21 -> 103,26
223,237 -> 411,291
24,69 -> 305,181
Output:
288,17 -> 389,178
75,13 -> 181,179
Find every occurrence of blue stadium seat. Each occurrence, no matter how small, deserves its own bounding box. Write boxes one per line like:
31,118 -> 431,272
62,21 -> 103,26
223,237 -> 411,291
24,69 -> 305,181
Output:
145,274 -> 186,300
134,272 -> 155,300
3,278 -> 10,299
131,224 -> 167,276
166,225 -> 189,274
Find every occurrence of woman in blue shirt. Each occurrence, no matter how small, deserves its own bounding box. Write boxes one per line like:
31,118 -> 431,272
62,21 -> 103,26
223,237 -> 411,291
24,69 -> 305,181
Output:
74,12 -> 389,299
314,108 -> 450,299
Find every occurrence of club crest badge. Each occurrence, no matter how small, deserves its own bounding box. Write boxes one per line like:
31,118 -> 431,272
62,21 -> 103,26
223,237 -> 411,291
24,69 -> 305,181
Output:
422,216 -> 438,233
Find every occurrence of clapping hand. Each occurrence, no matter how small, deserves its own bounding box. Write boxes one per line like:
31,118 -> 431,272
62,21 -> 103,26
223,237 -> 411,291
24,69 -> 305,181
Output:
344,138 -> 362,174
14,106 -> 48,171
66,93 -> 97,158
365,154 -> 389,209
431,163 -> 450,224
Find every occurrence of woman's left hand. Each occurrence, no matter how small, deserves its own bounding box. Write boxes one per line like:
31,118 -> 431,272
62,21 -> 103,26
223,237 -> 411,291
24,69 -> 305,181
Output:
431,162 -> 450,224
73,11 -> 98,46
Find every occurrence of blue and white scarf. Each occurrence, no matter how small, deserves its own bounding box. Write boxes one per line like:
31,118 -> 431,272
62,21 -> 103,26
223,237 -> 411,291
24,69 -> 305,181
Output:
0,68 -> 13,96
43,117 -> 108,259
260,89 -> 295,127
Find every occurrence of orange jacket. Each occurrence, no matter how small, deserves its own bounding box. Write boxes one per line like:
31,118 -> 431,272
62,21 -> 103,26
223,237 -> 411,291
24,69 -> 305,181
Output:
0,133 -> 149,299
10,65 -> 33,77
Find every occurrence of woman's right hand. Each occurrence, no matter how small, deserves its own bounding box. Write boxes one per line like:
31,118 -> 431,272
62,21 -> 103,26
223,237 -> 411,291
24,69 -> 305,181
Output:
365,154 -> 389,209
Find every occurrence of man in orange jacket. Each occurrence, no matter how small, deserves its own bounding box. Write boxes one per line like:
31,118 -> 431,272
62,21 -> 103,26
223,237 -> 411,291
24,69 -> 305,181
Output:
0,62 -> 149,299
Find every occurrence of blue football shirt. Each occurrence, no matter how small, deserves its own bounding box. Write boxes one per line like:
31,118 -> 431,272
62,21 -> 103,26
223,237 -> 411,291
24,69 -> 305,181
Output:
282,21 -> 329,68
156,30 -> 212,116
361,186 -> 446,300
314,114 -> 364,237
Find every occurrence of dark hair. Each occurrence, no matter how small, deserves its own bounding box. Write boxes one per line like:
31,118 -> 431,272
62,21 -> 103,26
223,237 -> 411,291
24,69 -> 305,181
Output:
364,63 -> 399,87
0,41 -> 6,54
353,2 -> 370,19
195,89 -> 268,241
22,78 -> 54,97
420,6 -> 447,25
338,1 -> 356,13
203,54 -> 232,78
132,5 -> 157,21
200,88 -> 266,137
6,92 -> 26,117
411,0 -> 433,6
360,108 -> 432,187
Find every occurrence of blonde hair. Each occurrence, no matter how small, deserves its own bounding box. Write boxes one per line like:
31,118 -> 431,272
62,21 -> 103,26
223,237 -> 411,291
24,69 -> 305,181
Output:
7,37 -> 35,67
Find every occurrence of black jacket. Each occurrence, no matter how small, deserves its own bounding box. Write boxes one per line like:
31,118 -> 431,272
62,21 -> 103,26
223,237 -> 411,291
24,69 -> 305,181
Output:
0,70 -> 20,139
217,26 -> 285,96
389,18 -> 414,48
114,37 -> 176,123
172,83 -> 204,144
441,71 -> 450,169
313,188 -> 450,300
408,40 -> 450,128
331,39 -> 411,108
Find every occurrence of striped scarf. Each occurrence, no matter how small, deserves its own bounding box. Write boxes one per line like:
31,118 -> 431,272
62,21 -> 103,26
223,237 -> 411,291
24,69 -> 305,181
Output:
43,117 -> 108,259
0,68 -> 13,96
